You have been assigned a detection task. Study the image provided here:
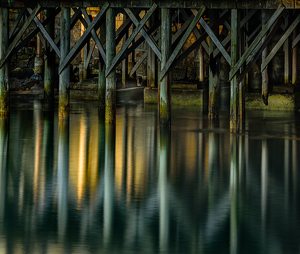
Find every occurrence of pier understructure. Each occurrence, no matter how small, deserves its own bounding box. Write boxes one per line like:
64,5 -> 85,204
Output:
0,1 -> 300,131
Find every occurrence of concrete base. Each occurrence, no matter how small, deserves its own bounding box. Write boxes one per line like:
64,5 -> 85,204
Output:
144,87 -> 208,108
246,93 -> 300,111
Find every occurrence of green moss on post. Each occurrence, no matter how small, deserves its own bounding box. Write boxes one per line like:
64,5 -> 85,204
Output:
59,8 -> 70,120
160,8 -> 171,127
105,8 -> 116,123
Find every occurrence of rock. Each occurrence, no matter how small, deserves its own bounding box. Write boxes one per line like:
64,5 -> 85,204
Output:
23,79 -> 39,89
30,84 -> 44,93
172,68 -> 186,80
9,78 -> 22,90
17,60 -> 29,68
10,68 -> 34,79
187,67 -> 196,80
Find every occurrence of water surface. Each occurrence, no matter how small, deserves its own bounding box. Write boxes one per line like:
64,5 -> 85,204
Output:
1,98 -> 300,253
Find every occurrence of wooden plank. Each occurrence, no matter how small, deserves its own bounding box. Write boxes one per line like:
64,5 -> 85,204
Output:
105,3 -> 157,77
169,11 -> 230,70
292,32 -> 300,48
229,4 -> 285,81
199,17 -> 231,64
81,8 -> 106,63
180,8 -> 209,53
261,13 -> 300,72
238,16 -> 284,84
59,2 -> 109,74
0,4 -> 41,68
129,50 -> 147,77
159,5 -> 205,81
124,8 -> 161,60
27,7 -> 61,57
9,7 -> 26,39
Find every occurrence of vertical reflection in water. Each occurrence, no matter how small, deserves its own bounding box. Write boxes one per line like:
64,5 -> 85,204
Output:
261,139 -> 268,228
230,134 -> 238,254
33,100 -> 43,205
57,120 -> 69,241
103,124 -> 115,247
284,125 -> 289,212
0,117 -> 8,223
159,127 -> 170,253
77,111 -> 89,206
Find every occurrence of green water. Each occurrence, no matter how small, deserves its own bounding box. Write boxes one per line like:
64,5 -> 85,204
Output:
0,98 -> 300,253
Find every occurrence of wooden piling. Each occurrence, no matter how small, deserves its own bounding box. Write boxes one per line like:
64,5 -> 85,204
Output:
147,15 -> 156,88
122,15 -> 128,88
199,43 -> 204,82
284,15 -> 290,85
83,37 -> 90,80
208,10 -> 220,118
230,9 -> 238,132
105,8 -> 116,123
239,10 -> 245,119
59,8 -> 70,120
44,8 -> 55,108
0,8 -> 9,115
292,20 -> 297,85
160,8 -> 171,127
98,19 -> 106,109
262,10 -> 269,105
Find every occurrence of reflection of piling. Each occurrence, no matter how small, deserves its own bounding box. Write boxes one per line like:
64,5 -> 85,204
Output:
0,8 -> 9,115
103,123 -> 115,246
159,9 -> 171,127
57,119 -> 69,240
0,116 -> 9,223
44,9 -> 55,109
59,8 -> 70,119
159,127 -> 170,252
105,8 -> 116,123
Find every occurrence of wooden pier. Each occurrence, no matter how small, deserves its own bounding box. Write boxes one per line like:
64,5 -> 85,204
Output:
0,1 -> 300,130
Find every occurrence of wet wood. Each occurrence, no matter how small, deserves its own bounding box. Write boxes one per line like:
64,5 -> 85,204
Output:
105,7 -> 116,123
59,2 -> 109,74
98,19 -> 106,109
130,51 -> 147,78
230,4 -> 285,80
261,13 -> 300,72
292,19 -> 297,84
9,7 -> 26,39
159,5 -> 205,81
0,4 -> 41,68
262,10 -> 269,105
284,15 -> 290,84
105,3 -> 157,77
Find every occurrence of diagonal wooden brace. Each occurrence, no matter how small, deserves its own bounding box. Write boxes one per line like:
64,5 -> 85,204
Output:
105,3 -> 157,77
81,8 -> 106,64
159,5 -> 206,82
59,2 -> 109,74
27,8 -> 60,57
229,4 -> 285,81
0,4 -> 42,69
124,8 -> 161,61
261,14 -> 300,72
9,8 -> 26,39
129,51 -> 147,78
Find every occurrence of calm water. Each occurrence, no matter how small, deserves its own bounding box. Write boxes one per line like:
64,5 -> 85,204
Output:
0,98 -> 300,253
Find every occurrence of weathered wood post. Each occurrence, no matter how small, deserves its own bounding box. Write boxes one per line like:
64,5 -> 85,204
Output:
122,15 -> 129,88
147,15 -> 156,88
83,36 -> 90,80
98,19 -> 106,109
262,10 -> 269,105
34,12 -> 43,76
230,9 -> 238,132
284,15 -> 290,85
160,8 -> 171,127
208,10 -> 220,118
0,8 -> 9,115
44,8 -> 55,108
292,13 -> 297,85
59,8 -> 70,119
105,8 -> 116,123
